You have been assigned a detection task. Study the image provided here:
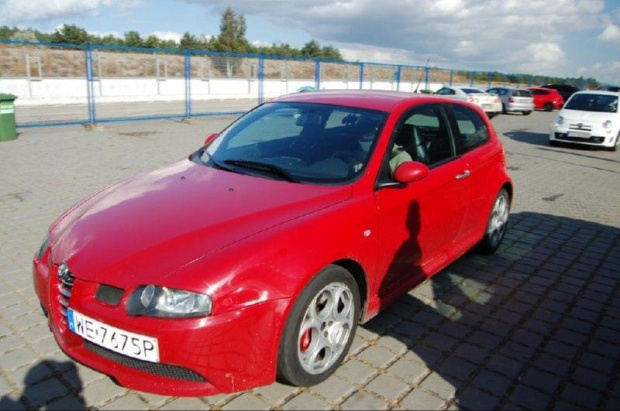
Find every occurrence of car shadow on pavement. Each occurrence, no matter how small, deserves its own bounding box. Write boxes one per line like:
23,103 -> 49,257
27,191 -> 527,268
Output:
360,211 -> 620,410
504,131 -> 550,146
0,360 -> 86,410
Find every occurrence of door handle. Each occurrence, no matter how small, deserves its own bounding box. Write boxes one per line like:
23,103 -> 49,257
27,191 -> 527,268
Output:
455,170 -> 470,180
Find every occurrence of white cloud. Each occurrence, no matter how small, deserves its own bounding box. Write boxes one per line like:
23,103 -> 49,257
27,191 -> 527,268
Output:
150,31 -> 184,43
599,23 -> 620,42
183,0 -> 606,76
0,0 -> 142,25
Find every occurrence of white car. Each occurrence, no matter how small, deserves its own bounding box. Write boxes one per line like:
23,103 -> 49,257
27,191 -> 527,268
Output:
434,86 -> 502,118
550,91 -> 620,151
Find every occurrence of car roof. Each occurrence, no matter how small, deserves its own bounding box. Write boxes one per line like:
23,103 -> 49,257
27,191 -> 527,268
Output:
271,90 -> 445,111
572,90 -> 620,97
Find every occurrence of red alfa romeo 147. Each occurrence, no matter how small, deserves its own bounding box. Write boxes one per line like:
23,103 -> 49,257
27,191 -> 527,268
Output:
33,91 -> 512,396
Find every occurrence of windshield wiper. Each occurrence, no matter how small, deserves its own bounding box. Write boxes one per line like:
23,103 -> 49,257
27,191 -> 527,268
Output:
223,159 -> 299,182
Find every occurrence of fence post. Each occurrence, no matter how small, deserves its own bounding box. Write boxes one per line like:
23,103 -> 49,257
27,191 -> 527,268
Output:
258,56 -> 265,104
424,67 -> 430,90
449,70 -> 453,86
359,63 -> 365,90
314,60 -> 321,90
470,71 -> 475,87
184,51 -> 192,119
395,65 -> 402,91
84,45 -> 97,127
487,72 -> 491,89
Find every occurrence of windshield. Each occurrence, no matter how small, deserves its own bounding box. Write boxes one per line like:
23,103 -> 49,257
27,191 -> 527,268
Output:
200,102 -> 388,184
565,94 -> 618,113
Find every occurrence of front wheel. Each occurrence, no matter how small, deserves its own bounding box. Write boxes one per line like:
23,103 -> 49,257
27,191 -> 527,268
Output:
277,266 -> 360,387
544,102 -> 554,112
478,188 -> 510,254
523,111 -> 531,116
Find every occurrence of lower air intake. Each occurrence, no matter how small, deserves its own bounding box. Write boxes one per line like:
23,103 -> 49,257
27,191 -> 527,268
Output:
84,341 -> 206,382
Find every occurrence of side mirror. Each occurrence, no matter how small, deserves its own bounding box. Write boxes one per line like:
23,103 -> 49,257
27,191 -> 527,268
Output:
393,161 -> 429,184
204,133 -> 218,146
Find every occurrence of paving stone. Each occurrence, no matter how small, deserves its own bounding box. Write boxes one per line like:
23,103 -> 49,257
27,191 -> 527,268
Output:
160,397 -> 210,410
367,374 -> 409,401
254,382 -> 300,405
580,351 -> 615,374
399,388 -> 446,410
281,392 -> 329,410
561,383 -> 601,408
221,393 -> 269,410
419,372 -> 456,400
375,335 -> 410,355
99,393 -> 149,410
457,387 -> 501,410
386,358 -> 429,384
403,345 -> 442,367
522,368 -> 562,394
310,374 -> 355,404
340,390 -> 387,410
571,367 -> 609,391
510,385 -> 552,409
471,370 -> 512,396
80,378 -> 126,407
486,355 -> 524,380
0,348 -> 38,372
46,394 -> 87,410
357,345 -> 398,369
335,359 -> 377,384
22,377 -> 68,408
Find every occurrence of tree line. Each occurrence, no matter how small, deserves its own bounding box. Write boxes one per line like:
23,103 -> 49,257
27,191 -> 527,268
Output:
0,8 -> 343,60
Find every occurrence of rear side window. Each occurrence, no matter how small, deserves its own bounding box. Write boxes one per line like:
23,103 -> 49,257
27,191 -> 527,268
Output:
451,105 -> 489,153
513,90 -> 532,97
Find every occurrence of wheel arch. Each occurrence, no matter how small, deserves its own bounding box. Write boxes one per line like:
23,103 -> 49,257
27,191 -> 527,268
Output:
332,258 -> 368,321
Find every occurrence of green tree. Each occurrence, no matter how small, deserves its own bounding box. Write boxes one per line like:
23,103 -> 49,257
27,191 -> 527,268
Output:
213,7 -> 250,52
179,32 -> 199,49
320,45 -> 342,60
301,40 -> 321,58
124,31 -> 143,47
52,24 -> 90,44
144,35 -> 161,48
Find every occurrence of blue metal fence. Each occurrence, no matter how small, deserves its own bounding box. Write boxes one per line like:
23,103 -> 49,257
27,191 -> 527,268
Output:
0,39 -> 586,128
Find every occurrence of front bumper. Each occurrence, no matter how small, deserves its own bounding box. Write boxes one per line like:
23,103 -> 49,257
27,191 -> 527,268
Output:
549,126 -> 618,148
33,258 -> 290,396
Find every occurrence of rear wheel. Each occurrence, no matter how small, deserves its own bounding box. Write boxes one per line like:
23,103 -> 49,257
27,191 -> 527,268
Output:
523,111 -> 531,116
277,266 -> 360,387
502,104 -> 507,114
479,188 -> 510,254
544,102 -> 554,112
549,140 -> 560,147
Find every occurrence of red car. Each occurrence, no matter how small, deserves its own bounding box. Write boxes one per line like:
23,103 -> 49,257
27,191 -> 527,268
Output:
527,87 -> 564,111
33,91 -> 513,396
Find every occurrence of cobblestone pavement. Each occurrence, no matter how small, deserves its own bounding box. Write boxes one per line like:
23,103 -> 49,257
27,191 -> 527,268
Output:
0,110 -> 618,410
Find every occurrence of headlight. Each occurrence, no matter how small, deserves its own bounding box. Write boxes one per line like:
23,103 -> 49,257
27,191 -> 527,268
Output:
603,120 -> 613,129
37,233 -> 49,260
555,116 -> 564,126
127,285 -> 212,318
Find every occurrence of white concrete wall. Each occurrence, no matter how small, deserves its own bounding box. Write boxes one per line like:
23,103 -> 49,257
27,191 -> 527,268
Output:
0,77 -> 445,107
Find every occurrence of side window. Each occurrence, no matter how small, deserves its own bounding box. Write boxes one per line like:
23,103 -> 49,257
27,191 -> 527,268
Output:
389,105 -> 454,171
451,105 -> 489,153
436,88 -> 455,95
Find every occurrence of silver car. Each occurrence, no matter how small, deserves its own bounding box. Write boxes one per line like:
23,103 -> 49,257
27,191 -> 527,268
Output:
486,87 -> 534,115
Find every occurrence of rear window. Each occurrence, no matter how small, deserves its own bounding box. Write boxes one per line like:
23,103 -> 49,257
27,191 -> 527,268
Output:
462,88 -> 484,94
513,90 -> 532,97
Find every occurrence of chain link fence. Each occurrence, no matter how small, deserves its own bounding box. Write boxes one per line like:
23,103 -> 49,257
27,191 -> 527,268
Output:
0,40 -> 591,127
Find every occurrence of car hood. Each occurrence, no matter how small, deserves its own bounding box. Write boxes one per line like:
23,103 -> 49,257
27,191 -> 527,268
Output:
50,159 -> 351,287
560,110 -> 615,123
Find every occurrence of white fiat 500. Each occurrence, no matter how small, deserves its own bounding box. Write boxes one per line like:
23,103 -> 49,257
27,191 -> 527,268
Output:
550,91 -> 620,151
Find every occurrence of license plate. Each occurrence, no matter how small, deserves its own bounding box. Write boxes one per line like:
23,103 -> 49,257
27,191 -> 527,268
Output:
568,131 -> 590,138
68,309 -> 159,362
482,104 -> 492,109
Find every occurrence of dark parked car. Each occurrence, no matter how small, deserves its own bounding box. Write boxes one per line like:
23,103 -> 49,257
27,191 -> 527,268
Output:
542,84 -> 580,102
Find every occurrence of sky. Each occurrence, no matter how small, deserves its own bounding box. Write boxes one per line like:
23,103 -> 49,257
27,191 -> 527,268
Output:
0,0 -> 619,84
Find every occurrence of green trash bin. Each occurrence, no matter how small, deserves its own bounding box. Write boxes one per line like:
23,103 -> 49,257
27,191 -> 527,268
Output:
0,94 -> 17,141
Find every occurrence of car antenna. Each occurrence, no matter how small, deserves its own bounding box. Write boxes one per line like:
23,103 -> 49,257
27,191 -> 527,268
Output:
414,58 -> 430,93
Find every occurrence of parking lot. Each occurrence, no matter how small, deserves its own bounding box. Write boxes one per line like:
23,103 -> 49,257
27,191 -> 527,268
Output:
0,109 -> 618,409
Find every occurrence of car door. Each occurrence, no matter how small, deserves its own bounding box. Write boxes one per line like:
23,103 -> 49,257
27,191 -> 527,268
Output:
445,103 -> 498,248
373,104 -> 472,293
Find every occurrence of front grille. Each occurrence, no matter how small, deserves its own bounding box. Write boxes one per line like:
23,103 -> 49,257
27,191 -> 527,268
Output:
96,284 -> 124,306
84,341 -> 206,382
555,133 -> 604,144
57,271 -> 75,324
568,123 -> 592,132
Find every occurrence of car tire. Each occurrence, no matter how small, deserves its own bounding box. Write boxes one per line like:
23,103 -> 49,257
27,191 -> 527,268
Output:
523,111 -> 531,116
502,104 -> 507,114
544,103 -> 554,112
277,265 -> 360,387
549,140 -> 560,147
478,188 -> 510,254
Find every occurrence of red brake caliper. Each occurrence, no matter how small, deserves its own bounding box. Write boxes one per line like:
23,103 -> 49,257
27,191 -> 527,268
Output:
300,329 -> 311,352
